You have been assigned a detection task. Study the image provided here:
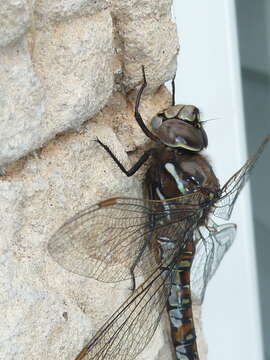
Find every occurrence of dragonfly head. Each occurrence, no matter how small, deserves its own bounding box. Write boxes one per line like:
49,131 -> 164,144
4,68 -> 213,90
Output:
150,105 -> 208,152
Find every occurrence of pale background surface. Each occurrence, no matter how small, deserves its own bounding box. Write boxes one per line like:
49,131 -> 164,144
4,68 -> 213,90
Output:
236,1 -> 270,359
173,1 -> 267,360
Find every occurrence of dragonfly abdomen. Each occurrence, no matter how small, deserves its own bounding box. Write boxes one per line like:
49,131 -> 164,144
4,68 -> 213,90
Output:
160,238 -> 199,360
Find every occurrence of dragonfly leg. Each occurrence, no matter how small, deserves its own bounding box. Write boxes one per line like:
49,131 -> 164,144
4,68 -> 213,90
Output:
171,74 -> 176,106
134,66 -> 159,142
96,138 -> 157,176
129,267 -> 136,293
129,235 -> 150,293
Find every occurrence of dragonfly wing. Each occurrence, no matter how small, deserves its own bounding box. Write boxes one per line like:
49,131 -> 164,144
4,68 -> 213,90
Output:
48,198 -> 152,282
213,136 -> 269,220
191,223 -> 236,303
74,265 -> 172,360
48,194 -> 204,282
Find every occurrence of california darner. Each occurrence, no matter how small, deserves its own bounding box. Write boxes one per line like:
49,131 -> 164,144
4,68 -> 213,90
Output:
48,66 -> 269,360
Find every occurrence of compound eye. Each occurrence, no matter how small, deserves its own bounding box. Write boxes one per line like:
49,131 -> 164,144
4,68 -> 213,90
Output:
178,105 -> 200,122
175,136 -> 187,146
163,105 -> 184,119
151,115 -> 163,129
178,105 -> 194,122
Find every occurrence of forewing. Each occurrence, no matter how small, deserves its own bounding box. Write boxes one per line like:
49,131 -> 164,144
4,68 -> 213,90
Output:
74,265 -> 172,360
48,193 -> 205,282
214,136 -> 269,220
191,223 -> 236,303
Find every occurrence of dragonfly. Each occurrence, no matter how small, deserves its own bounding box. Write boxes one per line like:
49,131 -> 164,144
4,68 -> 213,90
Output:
48,66 -> 269,360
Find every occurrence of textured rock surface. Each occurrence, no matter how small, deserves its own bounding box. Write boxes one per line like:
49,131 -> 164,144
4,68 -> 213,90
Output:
0,39 -> 43,165
0,0 -> 29,47
0,7 -> 114,166
33,10 -> 114,136
0,86 -> 187,359
0,0 -> 207,359
111,0 -> 178,90
0,0 -> 178,167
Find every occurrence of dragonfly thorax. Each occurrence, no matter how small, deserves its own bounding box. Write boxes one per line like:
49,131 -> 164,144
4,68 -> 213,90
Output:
146,149 -> 220,202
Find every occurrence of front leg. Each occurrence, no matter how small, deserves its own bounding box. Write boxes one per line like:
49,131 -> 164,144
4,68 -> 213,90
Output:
134,66 -> 159,142
97,139 -> 156,177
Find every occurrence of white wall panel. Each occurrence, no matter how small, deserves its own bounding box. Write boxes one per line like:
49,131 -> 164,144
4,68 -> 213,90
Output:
172,1 -> 264,359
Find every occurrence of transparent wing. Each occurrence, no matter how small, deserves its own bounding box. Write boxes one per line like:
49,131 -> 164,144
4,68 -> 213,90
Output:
213,136 -> 269,220
74,264 -> 172,360
48,193 -> 205,282
191,223 -> 236,303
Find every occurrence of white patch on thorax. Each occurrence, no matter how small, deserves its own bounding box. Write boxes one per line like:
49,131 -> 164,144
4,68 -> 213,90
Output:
165,162 -> 186,194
